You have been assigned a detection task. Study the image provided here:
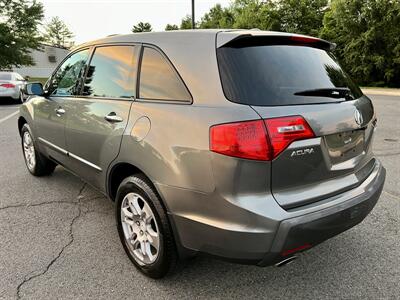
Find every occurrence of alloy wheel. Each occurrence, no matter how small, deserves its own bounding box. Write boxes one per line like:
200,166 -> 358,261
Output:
120,192 -> 160,265
23,131 -> 36,171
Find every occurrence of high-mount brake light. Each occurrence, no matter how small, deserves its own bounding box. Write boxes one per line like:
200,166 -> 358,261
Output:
210,116 -> 315,161
290,36 -> 320,44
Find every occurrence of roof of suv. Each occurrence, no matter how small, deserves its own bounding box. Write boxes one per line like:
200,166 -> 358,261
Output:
73,30 -> 324,107
76,29 -> 299,49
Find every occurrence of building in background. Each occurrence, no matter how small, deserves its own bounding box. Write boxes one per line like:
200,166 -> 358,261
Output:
13,44 -> 69,78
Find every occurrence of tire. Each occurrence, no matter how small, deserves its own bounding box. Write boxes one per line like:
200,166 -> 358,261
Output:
18,92 -> 24,103
116,174 -> 177,278
21,124 -> 56,176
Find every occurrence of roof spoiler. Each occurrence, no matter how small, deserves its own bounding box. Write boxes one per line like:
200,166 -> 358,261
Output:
217,32 -> 336,51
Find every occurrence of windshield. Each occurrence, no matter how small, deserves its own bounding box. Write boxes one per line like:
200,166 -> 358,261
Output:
217,44 -> 363,106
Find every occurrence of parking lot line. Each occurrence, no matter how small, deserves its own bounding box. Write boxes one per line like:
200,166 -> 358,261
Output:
0,110 -> 19,124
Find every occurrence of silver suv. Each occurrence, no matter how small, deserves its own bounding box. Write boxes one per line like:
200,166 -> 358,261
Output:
19,30 -> 386,278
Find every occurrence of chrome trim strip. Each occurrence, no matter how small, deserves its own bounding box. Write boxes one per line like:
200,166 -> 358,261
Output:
69,152 -> 102,172
37,137 -> 102,172
38,137 -> 68,155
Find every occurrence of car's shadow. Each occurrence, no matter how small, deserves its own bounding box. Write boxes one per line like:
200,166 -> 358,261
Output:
0,97 -> 21,106
157,231 -> 380,297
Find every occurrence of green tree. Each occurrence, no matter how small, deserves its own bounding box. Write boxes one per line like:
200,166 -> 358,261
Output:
44,16 -> 74,48
321,0 -> 400,87
227,0 -> 328,34
165,24 -> 179,31
199,4 -> 234,29
230,0 -> 266,29
132,22 -> 152,33
179,15 -> 194,29
265,0 -> 328,35
0,0 -> 44,69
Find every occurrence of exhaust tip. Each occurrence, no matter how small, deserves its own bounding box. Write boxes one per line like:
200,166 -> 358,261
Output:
275,256 -> 298,267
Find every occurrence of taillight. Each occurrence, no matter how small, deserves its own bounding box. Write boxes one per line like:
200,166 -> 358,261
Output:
264,116 -> 315,158
210,120 -> 271,160
210,116 -> 315,161
0,83 -> 15,88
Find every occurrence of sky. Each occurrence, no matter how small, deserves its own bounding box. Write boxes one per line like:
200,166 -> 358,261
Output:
39,0 -> 231,44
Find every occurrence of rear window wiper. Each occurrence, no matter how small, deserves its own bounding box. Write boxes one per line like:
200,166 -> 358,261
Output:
294,88 -> 354,100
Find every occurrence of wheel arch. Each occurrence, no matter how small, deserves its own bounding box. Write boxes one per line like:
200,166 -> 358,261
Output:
107,162 -> 160,204
18,116 -> 27,136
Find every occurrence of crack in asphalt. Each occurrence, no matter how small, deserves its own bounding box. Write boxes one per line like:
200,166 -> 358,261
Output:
0,200 -> 77,211
0,187 -> 106,211
15,183 -> 88,300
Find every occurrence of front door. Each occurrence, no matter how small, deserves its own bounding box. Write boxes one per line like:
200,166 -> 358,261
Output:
35,49 -> 90,165
64,45 -> 138,189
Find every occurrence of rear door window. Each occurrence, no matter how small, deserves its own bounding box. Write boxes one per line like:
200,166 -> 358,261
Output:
139,47 -> 191,102
217,40 -> 363,106
83,46 -> 136,98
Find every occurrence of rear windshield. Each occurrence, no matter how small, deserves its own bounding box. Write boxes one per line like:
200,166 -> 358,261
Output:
217,43 -> 363,106
0,73 -> 12,80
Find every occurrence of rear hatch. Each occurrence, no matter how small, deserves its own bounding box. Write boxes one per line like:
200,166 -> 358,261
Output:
217,33 -> 377,209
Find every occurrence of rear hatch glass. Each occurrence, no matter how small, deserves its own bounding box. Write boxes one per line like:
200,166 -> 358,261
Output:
217,36 -> 363,106
0,73 -> 12,81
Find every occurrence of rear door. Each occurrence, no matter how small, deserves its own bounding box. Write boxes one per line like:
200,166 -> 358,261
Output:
217,34 -> 376,209
64,44 -> 139,189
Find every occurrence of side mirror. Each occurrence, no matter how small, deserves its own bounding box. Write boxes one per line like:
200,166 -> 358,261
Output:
24,76 -> 30,81
24,82 -> 44,96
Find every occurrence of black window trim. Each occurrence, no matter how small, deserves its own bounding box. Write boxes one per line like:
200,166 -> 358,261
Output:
78,42 -> 141,101
45,46 -> 92,98
136,43 -> 193,105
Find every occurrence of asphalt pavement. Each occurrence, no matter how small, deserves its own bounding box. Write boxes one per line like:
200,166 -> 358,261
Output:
0,95 -> 399,299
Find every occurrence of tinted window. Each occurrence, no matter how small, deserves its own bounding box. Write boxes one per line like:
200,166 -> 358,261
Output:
217,45 -> 363,106
49,49 -> 89,96
139,47 -> 190,101
83,46 -> 136,98
0,73 -> 12,80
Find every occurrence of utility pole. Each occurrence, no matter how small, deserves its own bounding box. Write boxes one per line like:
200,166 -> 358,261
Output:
191,0 -> 195,29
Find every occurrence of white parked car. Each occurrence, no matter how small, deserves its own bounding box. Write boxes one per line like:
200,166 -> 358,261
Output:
0,71 -> 27,103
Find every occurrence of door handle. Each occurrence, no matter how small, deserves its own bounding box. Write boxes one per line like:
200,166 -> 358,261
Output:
55,107 -> 65,116
105,112 -> 123,123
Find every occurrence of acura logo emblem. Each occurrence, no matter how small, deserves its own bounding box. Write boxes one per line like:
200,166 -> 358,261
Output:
354,109 -> 363,126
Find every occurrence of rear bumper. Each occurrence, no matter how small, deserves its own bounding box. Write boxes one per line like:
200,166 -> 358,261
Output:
259,162 -> 385,266
0,89 -> 20,99
161,159 -> 385,264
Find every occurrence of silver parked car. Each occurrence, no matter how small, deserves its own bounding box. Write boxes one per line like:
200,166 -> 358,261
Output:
19,30 -> 385,278
0,71 -> 27,103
